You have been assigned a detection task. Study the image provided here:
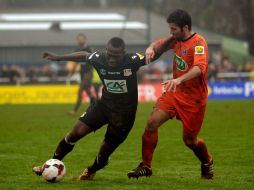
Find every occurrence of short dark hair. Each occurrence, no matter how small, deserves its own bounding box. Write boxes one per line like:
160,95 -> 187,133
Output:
167,9 -> 192,30
77,33 -> 87,39
108,37 -> 125,50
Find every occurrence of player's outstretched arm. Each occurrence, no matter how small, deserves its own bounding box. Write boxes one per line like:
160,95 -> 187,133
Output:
154,37 -> 175,56
42,51 -> 90,62
145,36 -> 175,64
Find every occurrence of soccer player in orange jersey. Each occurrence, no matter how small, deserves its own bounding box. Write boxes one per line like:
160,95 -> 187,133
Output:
128,9 -> 213,179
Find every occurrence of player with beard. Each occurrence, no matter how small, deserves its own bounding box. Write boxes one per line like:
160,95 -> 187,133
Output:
127,9 -> 213,180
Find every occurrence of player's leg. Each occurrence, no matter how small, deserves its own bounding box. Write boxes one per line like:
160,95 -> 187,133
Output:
128,93 -> 176,179
127,108 -> 171,178
57,100 -> 108,159
79,141 -> 117,180
180,105 -> 213,179
33,120 -> 92,176
33,102 -> 108,176
79,108 -> 136,180
68,76 -> 85,116
143,108 -> 171,167
182,133 -> 212,166
53,121 -> 92,160
83,70 -> 97,104
67,79 -> 83,116
182,132 -> 213,179
67,67 -> 94,116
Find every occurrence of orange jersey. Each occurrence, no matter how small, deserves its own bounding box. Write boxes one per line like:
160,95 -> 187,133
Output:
155,33 -> 208,107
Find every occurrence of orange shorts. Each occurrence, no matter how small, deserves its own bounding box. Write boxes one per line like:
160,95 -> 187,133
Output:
155,92 -> 206,136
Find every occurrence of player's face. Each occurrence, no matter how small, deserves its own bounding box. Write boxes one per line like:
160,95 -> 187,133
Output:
106,45 -> 125,67
168,23 -> 185,41
77,35 -> 86,47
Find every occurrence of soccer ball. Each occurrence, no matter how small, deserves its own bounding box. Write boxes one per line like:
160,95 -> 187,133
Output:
42,159 -> 66,182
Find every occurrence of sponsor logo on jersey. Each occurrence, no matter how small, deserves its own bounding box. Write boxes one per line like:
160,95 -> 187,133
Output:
182,49 -> 187,55
108,71 -> 121,75
195,46 -> 205,54
175,54 -> 188,71
123,69 -> 132,76
100,69 -> 106,75
104,79 -> 128,93
136,53 -> 144,60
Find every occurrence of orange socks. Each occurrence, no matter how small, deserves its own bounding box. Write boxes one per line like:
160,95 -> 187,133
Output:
192,139 -> 211,164
142,129 -> 158,167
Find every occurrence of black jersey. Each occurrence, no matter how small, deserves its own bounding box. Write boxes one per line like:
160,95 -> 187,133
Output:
87,51 -> 146,110
75,46 -> 93,73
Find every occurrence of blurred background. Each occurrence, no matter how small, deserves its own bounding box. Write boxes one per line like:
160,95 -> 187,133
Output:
0,0 -> 254,103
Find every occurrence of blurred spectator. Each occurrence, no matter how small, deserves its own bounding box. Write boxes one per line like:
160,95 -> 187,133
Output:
49,62 -> 61,80
9,65 -> 25,84
41,62 -> 60,80
66,61 -> 81,83
218,55 -> 237,73
0,64 -> 10,78
241,62 -> 253,72
208,62 -> 217,82
0,53 -> 253,84
211,51 -> 222,65
26,65 -> 40,82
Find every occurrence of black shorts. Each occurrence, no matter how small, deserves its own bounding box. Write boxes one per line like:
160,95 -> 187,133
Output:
80,64 -> 93,79
79,101 -> 137,147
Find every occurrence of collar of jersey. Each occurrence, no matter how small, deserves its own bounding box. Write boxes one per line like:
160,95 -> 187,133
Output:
181,33 -> 196,42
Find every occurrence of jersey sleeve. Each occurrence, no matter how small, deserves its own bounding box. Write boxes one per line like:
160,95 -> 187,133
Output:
154,36 -> 175,52
86,51 -> 100,67
193,38 -> 208,75
130,52 -> 146,70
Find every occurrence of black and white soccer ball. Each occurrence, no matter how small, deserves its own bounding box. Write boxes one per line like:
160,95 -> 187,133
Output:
42,159 -> 66,182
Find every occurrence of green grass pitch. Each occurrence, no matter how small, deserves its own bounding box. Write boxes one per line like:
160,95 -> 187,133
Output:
0,101 -> 254,190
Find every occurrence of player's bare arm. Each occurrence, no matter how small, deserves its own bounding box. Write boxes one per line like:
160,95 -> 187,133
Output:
163,66 -> 202,92
43,51 -> 90,62
145,36 -> 175,64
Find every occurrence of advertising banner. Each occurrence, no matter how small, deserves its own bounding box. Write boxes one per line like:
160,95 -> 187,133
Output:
0,85 -> 79,104
208,81 -> 254,99
0,81 -> 253,104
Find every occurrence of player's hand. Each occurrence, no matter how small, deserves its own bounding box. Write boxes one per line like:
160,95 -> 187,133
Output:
42,52 -> 60,61
162,78 -> 181,93
145,46 -> 155,64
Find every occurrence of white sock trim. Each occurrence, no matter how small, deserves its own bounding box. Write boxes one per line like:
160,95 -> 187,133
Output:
65,136 -> 76,146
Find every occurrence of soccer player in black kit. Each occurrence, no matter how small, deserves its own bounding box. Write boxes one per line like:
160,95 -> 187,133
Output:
32,37 -> 152,180
67,33 -> 96,116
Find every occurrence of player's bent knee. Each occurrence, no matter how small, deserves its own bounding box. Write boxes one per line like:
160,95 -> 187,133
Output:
67,121 -> 92,142
183,138 -> 196,149
146,117 -> 160,131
